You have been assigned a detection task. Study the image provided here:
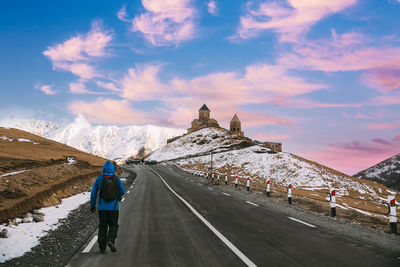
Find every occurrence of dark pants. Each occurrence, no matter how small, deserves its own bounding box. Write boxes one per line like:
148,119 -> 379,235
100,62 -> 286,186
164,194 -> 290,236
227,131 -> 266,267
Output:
98,210 -> 119,250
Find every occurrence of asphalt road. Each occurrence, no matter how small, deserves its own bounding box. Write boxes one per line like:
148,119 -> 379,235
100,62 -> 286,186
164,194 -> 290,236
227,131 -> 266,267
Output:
68,165 -> 399,267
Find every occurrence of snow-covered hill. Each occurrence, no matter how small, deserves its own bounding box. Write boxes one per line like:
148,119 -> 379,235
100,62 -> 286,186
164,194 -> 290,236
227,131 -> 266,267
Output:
149,128 -> 393,200
0,115 -> 186,163
355,153 -> 400,190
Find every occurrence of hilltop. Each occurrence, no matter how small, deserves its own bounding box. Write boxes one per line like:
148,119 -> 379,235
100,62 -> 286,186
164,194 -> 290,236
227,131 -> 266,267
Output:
148,127 -> 399,232
0,127 -> 107,223
355,153 -> 400,190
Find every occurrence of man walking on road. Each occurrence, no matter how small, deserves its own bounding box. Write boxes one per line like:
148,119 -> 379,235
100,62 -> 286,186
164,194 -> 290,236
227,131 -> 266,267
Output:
90,161 -> 126,254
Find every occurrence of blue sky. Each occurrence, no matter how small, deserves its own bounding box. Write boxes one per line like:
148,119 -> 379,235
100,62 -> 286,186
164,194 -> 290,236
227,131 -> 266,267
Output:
1,0 -> 400,174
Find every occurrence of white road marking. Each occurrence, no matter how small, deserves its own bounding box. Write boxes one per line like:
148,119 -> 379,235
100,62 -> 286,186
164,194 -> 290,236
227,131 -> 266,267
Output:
288,217 -> 316,228
121,198 -> 125,202
222,193 -> 231,196
127,190 -> 131,194
198,183 -> 202,186
246,201 -> 259,207
208,187 -> 213,190
150,169 -> 257,267
82,235 -> 97,253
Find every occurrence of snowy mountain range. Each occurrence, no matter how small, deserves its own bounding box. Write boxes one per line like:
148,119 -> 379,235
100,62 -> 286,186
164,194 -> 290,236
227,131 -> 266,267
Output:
0,115 -> 186,163
355,153 -> 400,190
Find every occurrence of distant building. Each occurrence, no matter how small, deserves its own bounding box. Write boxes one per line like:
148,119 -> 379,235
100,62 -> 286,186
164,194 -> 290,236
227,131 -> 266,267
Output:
230,114 -> 244,137
263,142 -> 282,152
187,104 -> 220,134
185,104 -> 282,152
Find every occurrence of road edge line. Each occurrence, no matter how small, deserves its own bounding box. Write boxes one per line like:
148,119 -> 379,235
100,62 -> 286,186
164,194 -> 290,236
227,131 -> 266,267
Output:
149,168 -> 257,267
82,235 -> 98,253
288,217 -> 316,228
246,201 -> 259,207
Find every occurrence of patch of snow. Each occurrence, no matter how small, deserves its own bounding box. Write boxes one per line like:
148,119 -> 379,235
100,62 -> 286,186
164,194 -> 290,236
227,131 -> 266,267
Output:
0,136 -> 13,142
340,203 -> 372,216
0,170 -> 31,178
67,157 -> 76,165
0,192 -> 90,263
17,138 -> 33,142
386,189 -> 396,195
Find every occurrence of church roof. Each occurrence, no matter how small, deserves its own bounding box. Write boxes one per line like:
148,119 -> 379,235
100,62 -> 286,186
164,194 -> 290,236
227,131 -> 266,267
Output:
199,104 -> 210,111
230,114 -> 240,123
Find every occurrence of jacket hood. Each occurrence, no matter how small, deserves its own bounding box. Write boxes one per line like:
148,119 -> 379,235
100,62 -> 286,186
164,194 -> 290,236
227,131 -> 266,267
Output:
102,161 -> 115,176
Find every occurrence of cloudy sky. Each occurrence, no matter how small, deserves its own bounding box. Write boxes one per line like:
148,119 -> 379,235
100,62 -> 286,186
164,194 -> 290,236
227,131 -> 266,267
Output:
1,0 -> 400,174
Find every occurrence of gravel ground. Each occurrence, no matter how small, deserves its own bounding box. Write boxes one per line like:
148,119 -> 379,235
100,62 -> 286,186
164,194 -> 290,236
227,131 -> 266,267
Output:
171,165 -> 400,255
0,167 -> 136,267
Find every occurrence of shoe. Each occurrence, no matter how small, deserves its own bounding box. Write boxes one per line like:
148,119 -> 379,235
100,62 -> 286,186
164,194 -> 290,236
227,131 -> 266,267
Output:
100,249 -> 106,254
108,242 -> 117,252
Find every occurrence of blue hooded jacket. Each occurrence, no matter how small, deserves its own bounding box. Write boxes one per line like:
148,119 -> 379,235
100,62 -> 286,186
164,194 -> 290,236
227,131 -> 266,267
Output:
90,161 -> 126,210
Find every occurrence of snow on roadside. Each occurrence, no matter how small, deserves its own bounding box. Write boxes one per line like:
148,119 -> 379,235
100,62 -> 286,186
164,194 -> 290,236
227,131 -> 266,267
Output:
0,170 -> 31,178
0,192 -> 90,263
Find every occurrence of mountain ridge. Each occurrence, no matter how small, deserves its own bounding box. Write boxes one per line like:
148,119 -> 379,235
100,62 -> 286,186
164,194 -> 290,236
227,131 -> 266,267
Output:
355,153 -> 400,190
0,115 -> 186,163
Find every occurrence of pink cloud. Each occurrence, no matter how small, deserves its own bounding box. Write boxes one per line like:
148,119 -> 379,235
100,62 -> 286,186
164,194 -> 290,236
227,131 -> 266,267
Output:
117,5 -> 130,22
43,20 -> 112,79
362,68 -> 400,92
279,30 -> 400,73
251,132 -> 291,141
304,136 -> 400,175
367,123 -> 399,130
207,1 -> 217,15
369,95 -> 400,106
342,110 -> 387,120
131,0 -> 196,46
53,62 -> 98,80
120,64 -> 168,101
35,84 -> 56,95
237,0 -> 357,42
69,82 -> 106,95
110,61 -> 360,127
67,98 -> 160,125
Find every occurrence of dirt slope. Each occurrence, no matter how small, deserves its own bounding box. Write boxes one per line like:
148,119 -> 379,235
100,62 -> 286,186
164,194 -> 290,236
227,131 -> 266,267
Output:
0,127 -> 110,223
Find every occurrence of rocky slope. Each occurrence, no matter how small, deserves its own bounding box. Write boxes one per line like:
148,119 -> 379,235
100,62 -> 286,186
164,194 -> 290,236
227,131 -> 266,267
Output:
355,153 -> 400,190
0,115 -> 186,163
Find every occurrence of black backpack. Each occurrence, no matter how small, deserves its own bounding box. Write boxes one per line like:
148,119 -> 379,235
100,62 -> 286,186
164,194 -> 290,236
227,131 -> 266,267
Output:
99,175 -> 120,202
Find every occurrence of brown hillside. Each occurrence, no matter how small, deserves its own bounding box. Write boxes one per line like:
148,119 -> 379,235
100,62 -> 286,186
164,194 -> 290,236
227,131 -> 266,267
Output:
0,127 -> 109,223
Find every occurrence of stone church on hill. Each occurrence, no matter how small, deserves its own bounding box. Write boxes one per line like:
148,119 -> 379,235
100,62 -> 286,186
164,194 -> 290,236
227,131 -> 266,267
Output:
185,104 -> 282,152
187,104 -> 244,137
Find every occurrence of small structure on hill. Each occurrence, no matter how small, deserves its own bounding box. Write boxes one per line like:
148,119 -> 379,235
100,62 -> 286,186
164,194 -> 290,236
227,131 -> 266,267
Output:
182,104 -> 282,152
263,142 -> 282,152
230,114 -> 244,137
187,104 -> 220,134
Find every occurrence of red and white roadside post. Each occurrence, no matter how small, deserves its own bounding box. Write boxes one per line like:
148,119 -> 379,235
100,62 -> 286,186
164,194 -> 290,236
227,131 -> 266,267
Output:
217,173 -> 220,182
388,196 -> 397,234
330,188 -> 336,217
235,176 -> 238,188
288,184 -> 292,204
225,173 -> 228,185
246,177 -> 250,191
266,179 -> 270,197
